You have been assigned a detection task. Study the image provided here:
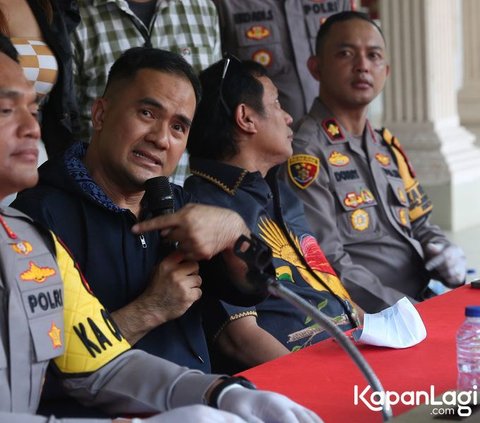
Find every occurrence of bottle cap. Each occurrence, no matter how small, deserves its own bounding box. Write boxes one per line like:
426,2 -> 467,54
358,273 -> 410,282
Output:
465,306 -> 480,317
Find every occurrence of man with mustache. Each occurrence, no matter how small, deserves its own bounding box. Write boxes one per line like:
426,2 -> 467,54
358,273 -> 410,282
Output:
284,11 -> 466,313
184,56 -> 361,373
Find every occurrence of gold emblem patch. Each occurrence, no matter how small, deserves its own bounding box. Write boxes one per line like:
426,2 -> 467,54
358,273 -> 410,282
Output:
252,49 -> 273,67
20,261 -> 56,283
246,25 -> 270,40
360,188 -> 375,204
48,322 -> 62,349
288,154 -> 320,190
398,188 -> 407,204
11,240 -> 33,255
375,153 -> 390,166
351,209 -> 369,231
344,192 -> 363,209
328,151 -> 350,167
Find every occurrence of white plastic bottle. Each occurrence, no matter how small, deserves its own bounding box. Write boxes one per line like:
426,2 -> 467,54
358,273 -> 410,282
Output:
457,305 -> 480,391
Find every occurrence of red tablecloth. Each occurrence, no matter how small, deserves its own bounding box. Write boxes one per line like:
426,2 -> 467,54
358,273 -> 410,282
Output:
240,285 -> 480,422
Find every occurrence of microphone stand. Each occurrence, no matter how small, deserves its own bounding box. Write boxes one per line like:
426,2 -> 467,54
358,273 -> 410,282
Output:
234,235 -> 393,422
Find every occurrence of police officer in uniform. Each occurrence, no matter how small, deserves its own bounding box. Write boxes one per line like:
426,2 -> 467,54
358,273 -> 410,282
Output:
213,0 -> 354,124
0,34 -> 322,423
283,12 -> 466,313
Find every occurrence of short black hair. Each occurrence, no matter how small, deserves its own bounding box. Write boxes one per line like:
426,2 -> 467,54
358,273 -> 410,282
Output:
0,33 -> 19,62
104,47 -> 201,106
187,57 -> 267,161
315,11 -> 385,55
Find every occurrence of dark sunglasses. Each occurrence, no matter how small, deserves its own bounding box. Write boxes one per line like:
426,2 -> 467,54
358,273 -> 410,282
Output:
218,53 -> 242,116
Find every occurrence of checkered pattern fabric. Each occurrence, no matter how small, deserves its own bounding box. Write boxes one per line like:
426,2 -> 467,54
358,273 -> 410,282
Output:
72,0 -> 222,185
11,38 -> 58,98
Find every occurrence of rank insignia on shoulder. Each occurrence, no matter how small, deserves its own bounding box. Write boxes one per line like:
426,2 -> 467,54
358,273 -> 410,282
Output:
20,261 -> 56,284
48,322 -> 63,349
322,118 -> 345,142
375,152 -> 391,166
252,49 -> 273,67
351,209 -> 369,231
328,151 -> 350,166
246,25 -> 270,40
11,240 -> 33,255
288,154 -> 320,190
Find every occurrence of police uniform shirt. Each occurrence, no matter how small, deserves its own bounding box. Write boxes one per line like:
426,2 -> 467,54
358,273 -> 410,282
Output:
283,99 -> 452,312
213,0 -> 353,124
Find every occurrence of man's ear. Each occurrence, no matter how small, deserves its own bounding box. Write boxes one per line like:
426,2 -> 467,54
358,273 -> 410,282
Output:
235,103 -> 257,135
307,55 -> 321,81
91,98 -> 107,130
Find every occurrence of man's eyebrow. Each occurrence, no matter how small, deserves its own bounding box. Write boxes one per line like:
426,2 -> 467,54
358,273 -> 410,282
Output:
0,89 -> 40,105
138,97 -> 192,128
0,89 -> 22,99
138,96 -> 164,110
338,42 -> 384,51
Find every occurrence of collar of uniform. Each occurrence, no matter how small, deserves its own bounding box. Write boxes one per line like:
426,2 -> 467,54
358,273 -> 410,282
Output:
310,99 -> 348,145
189,157 -> 255,196
310,98 -> 369,157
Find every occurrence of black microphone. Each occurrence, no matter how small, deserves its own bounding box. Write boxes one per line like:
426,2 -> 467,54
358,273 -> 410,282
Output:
141,176 -> 175,249
141,178 -> 268,306
143,176 -> 175,217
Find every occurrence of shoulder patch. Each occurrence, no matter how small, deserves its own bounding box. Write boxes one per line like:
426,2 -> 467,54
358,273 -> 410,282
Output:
288,154 -> 320,190
322,118 -> 345,142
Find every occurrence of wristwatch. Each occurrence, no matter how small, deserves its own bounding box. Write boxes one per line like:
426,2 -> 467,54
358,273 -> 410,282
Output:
208,376 -> 256,408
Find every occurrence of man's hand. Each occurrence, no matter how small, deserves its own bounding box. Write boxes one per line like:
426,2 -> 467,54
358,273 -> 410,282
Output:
111,251 -> 201,345
132,204 -> 250,261
218,387 -> 323,423
127,405 -> 247,422
425,243 -> 467,287
138,250 -> 202,324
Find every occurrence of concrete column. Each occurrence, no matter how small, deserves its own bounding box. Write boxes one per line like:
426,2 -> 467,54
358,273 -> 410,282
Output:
458,0 -> 480,142
379,0 -> 480,231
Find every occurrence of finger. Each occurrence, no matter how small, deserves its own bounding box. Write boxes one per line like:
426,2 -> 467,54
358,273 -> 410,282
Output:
132,214 -> 180,234
425,254 -> 446,271
185,273 -> 202,288
426,242 -> 445,254
183,260 -> 200,275
190,286 -> 203,302
291,407 -> 324,423
162,249 -> 187,264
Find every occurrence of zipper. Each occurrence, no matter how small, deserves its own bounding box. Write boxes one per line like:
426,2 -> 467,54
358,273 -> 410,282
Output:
139,234 -> 147,249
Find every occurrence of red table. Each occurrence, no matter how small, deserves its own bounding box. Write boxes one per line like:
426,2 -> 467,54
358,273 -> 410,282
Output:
240,285 -> 480,422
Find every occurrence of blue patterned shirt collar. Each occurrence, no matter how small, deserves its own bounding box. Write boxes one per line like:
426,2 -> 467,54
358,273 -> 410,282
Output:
64,142 -> 124,213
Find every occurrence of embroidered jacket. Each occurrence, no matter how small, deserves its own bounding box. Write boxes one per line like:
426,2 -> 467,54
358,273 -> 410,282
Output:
185,158 -> 355,354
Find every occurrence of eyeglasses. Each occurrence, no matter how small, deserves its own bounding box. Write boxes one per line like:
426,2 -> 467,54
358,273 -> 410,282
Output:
218,54 -> 242,116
